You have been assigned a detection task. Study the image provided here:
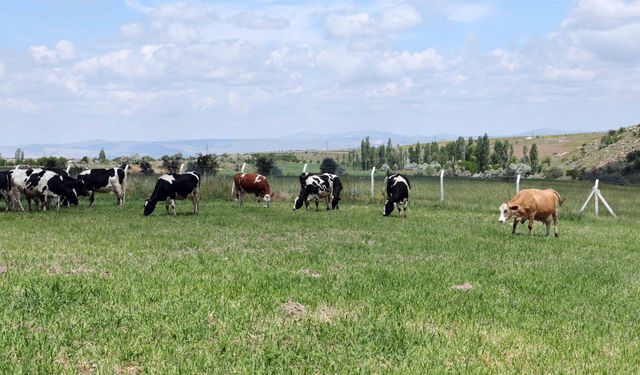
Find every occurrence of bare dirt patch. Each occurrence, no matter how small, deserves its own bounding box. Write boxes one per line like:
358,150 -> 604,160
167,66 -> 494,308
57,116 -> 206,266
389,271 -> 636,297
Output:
451,282 -> 474,291
282,301 -> 307,318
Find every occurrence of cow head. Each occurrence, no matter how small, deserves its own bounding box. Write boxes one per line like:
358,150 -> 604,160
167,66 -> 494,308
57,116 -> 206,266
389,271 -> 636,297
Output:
74,179 -> 89,196
263,194 -> 271,208
293,196 -> 304,210
331,196 -> 340,210
143,199 -> 157,216
383,199 -> 395,216
67,189 -> 79,206
498,203 -> 519,223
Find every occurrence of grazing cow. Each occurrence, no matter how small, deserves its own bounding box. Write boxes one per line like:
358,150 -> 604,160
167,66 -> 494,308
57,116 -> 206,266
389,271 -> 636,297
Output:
383,174 -> 411,218
78,165 -> 128,207
47,168 -> 88,206
233,173 -> 273,207
10,168 -> 79,211
498,188 -> 564,238
293,173 -> 342,211
144,172 -> 200,216
0,170 -> 11,211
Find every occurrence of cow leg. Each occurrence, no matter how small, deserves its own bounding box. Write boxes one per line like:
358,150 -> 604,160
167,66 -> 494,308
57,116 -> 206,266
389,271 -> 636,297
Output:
116,188 -> 125,207
315,197 -> 319,211
325,196 -> 330,210
545,217 -> 551,238
193,192 -> 200,214
165,199 -> 171,213
171,199 -> 177,215
238,190 -> 244,207
89,191 -> 95,208
512,219 -> 518,234
553,210 -> 559,238
528,214 -> 535,236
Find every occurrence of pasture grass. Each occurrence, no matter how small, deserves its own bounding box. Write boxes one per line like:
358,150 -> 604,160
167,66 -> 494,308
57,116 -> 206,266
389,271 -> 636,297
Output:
1,177 -> 639,373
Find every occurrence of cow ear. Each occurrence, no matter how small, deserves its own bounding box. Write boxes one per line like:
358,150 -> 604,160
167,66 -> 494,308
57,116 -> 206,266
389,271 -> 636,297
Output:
509,205 -> 519,211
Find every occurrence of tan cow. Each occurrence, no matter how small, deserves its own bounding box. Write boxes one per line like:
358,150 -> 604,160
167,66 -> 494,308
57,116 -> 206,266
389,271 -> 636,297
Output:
498,189 -> 564,238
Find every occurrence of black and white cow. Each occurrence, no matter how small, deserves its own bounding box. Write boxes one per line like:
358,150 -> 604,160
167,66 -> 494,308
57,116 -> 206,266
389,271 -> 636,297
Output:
383,174 -> 411,218
10,168 -> 79,211
47,168 -> 88,206
144,172 -> 201,216
78,165 -> 128,207
293,173 -> 342,211
0,170 -> 11,211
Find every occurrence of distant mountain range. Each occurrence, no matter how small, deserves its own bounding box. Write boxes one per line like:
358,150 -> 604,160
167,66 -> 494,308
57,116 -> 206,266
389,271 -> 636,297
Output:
0,128 -> 569,159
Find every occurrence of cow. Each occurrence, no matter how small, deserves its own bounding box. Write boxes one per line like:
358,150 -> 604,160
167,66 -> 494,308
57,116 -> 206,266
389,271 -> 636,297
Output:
10,168 -> 79,211
293,173 -> 342,211
47,168 -> 88,207
383,174 -> 411,218
233,173 -> 273,207
0,170 -> 11,211
144,172 -> 200,216
498,188 -> 564,238
78,165 -> 128,207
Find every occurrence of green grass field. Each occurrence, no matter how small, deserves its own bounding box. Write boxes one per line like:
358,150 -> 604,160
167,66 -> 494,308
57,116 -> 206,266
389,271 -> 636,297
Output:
1,176 -> 639,373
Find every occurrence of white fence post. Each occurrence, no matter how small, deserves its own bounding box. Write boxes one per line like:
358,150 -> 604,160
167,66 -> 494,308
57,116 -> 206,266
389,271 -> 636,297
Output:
303,163 -> 308,173
241,163 -> 246,173
440,169 -> 444,202
370,167 -> 376,198
594,179 -> 599,216
516,174 -> 521,193
579,179 -> 616,217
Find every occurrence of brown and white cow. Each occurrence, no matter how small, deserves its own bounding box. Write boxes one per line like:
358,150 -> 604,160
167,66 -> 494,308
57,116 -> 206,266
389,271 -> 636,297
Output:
233,173 -> 273,207
498,188 -> 564,238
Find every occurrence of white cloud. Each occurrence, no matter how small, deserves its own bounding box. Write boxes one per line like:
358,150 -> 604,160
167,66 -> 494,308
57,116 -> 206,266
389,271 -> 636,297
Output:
0,98 -> 42,113
233,12 -> 290,30
324,4 -> 422,38
445,3 -> 494,23
492,49 -> 521,71
563,0 -> 640,28
193,96 -> 217,110
545,66 -> 596,81
121,23 -> 142,37
29,40 -> 77,64
380,4 -> 422,32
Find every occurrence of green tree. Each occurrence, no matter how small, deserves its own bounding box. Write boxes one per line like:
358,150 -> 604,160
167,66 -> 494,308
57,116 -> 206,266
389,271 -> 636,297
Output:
522,145 -> 529,164
529,143 -> 539,172
454,136 -> 466,161
98,148 -> 107,163
252,154 -> 277,175
139,160 -> 154,175
475,134 -> 490,172
320,157 -> 338,174
190,153 -> 219,176
429,142 -> 439,163
15,148 -> 25,162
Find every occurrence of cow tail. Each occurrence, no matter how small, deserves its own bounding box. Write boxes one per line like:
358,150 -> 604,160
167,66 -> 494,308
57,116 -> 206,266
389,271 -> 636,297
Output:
552,189 -> 564,206
231,179 -> 236,196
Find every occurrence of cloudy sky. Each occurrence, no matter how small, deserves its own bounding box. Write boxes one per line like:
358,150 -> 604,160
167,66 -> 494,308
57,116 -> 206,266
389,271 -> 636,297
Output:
1,0 -> 639,145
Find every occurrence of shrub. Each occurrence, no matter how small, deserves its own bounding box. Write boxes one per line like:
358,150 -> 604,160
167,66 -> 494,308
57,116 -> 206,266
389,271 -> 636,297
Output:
319,157 -> 338,174
547,166 -> 563,179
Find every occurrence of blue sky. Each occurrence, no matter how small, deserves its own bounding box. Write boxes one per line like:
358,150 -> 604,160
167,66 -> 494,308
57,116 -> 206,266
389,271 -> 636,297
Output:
1,0 -> 640,145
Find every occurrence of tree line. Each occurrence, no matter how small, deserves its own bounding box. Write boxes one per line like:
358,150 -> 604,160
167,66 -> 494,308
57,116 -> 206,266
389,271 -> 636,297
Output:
344,135 -> 540,173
